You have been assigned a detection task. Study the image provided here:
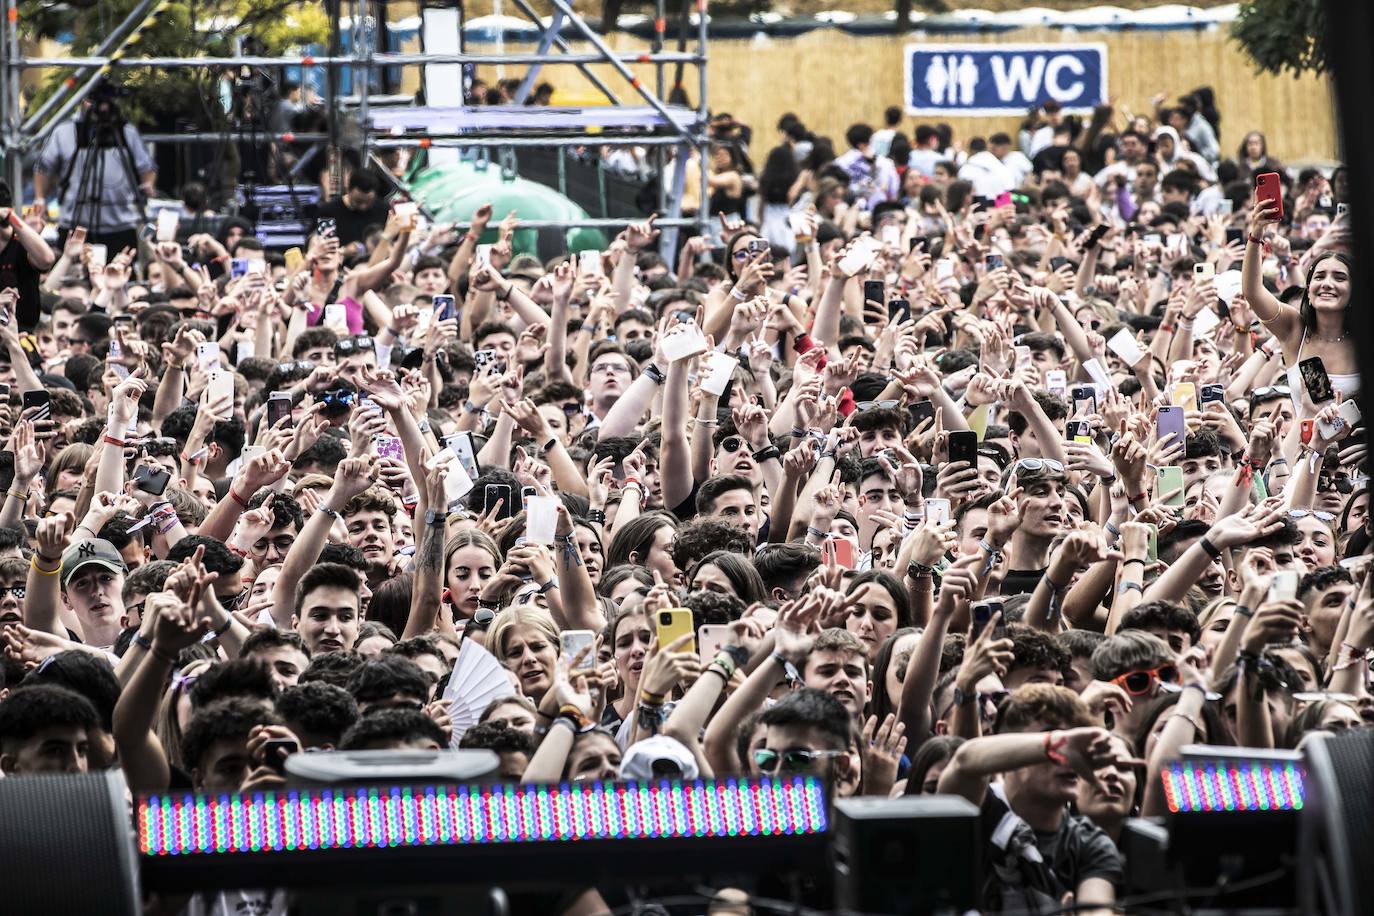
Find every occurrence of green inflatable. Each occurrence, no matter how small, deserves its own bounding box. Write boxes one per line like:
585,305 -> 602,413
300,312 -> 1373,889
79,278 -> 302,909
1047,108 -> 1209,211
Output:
407,161 -> 607,256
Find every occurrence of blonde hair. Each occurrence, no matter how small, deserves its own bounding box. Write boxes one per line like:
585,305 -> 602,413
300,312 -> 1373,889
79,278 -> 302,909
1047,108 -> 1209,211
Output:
487,606 -> 560,662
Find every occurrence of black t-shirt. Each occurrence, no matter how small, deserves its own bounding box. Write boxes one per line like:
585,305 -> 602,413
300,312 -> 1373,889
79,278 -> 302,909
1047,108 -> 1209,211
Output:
979,786 -> 1123,913
1001,567 -> 1048,597
313,197 -> 390,248
0,234 -> 42,330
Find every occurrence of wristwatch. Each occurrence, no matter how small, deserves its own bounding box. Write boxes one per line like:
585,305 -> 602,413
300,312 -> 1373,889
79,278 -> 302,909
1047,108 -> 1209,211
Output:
721,644 -> 750,669
425,508 -> 449,527
953,685 -> 978,707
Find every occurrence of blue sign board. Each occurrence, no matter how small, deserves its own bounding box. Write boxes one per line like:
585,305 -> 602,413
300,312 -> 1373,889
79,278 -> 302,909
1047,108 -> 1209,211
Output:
904,43 -> 1108,116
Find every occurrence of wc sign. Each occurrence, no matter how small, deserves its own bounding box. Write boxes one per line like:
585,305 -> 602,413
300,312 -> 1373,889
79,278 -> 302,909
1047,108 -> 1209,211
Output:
904,43 -> 1108,116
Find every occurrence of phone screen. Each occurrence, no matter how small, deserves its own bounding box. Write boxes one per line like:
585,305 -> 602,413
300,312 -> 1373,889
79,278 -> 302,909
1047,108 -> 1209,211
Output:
1299,357 -> 1335,403
267,393 -> 293,429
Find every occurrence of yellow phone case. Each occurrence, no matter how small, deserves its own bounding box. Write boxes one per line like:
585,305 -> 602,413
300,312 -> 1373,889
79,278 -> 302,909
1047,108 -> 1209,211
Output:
654,608 -> 696,655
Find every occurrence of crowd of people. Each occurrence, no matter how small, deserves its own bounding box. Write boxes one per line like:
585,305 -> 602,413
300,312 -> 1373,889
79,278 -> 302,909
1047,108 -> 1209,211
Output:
0,80 -> 1365,915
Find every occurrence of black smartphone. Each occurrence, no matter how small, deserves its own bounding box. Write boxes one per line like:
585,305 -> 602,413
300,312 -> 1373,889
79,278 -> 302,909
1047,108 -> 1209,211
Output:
0,383 -> 10,402
1299,356 -> 1336,404
22,389 -> 50,421
1048,255 -> 1070,272
1225,227 -> 1245,246
485,483 -> 515,519
887,298 -> 911,322
972,600 -> 1004,638
948,430 -> 978,465
908,399 -> 935,429
1200,383 -> 1226,405
317,218 -> 336,238
266,391 -> 293,429
719,376 -> 736,408
862,280 -> 885,305
1085,224 -> 1110,249
132,464 -> 172,496
263,737 -> 300,775
1071,385 -> 1097,416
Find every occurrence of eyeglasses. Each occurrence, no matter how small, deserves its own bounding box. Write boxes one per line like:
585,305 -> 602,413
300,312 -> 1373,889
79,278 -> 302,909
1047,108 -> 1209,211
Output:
591,361 -> 631,376
0,586 -> 25,600
1288,509 -> 1336,522
855,399 -> 900,412
720,436 -> 745,454
335,335 -> 375,355
753,747 -> 846,774
1110,663 -> 1179,696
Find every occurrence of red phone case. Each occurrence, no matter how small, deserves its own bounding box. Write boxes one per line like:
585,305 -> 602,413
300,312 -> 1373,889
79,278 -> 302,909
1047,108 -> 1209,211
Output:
1300,420 -> 1315,444
1256,172 -> 1284,221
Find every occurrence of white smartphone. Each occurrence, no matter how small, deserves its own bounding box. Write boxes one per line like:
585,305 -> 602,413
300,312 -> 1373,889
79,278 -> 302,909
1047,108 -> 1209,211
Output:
700,351 -> 739,397
475,244 -> 492,266
1194,262 -> 1215,281
324,304 -> 348,330
1318,399 -> 1362,440
444,432 -> 480,481
444,464 -> 474,506
1192,307 -> 1221,338
87,243 -> 108,270
1045,370 -> 1068,393
926,498 -> 951,525
196,341 -> 220,371
660,324 -> 709,362
239,444 -> 266,465
1107,328 -> 1145,366
524,495 -> 559,546
698,624 -> 731,661
1269,571 -> 1299,603
560,629 -> 597,672
155,209 -> 179,243
206,370 -> 233,413
935,259 -> 955,281
880,224 -> 901,248
578,250 -> 601,275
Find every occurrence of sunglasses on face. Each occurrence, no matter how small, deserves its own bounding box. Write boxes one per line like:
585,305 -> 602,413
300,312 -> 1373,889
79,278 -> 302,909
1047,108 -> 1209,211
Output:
753,747 -> 846,774
1111,663 -> 1179,696
720,436 -> 745,454
0,586 -> 25,600
335,335 -> 375,355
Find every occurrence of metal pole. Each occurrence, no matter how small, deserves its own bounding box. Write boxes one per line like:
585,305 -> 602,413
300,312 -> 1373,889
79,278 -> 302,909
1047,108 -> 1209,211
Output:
443,216 -> 699,229
3,0 -> 20,197
541,0 -> 694,140
16,52 -> 704,68
511,10 -> 565,106
19,0 -> 159,132
325,0 -> 341,197
653,0 -> 667,230
371,135 -> 692,148
696,0 -> 710,240
357,0 -> 373,163
508,0 -> 621,105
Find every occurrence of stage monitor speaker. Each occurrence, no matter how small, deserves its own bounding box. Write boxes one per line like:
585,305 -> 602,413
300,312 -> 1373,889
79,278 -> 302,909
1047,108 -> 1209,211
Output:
832,794 -> 980,915
1299,729 -> 1374,916
0,769 -> 139,916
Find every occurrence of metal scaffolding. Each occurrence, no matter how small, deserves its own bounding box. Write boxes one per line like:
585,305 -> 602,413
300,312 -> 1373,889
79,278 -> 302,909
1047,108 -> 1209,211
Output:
0,0 -> 712,251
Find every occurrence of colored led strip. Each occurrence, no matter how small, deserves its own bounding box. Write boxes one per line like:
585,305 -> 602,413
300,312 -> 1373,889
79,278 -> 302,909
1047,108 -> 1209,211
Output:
1161,760 -> 1305,813
138,777 -> 827,857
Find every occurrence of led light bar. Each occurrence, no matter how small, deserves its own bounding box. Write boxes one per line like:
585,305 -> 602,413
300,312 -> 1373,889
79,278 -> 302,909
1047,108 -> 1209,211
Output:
138,777 -> 827,857
1161,758 -> 1305,813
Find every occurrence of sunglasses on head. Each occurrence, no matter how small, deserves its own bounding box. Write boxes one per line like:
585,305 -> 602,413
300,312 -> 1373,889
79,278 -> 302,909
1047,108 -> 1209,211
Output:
1111,663 -> 1179,696
753,747 -> 846,774
1288,509 -> 1336,522
465,607 -> 495,636
1251,386 -> 1292,400
856,399 -> 900,412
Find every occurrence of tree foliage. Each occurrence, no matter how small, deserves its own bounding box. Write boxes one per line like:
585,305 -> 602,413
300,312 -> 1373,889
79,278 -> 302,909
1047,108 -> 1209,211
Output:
1231,0 -> 1327,76
17,0 -> 328,128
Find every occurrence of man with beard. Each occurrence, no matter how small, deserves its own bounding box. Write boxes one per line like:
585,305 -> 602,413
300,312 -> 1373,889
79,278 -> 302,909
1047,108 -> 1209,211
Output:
343,488 -> 399,586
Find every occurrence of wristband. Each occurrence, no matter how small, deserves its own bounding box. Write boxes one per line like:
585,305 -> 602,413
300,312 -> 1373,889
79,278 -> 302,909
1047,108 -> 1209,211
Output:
228,487 -> 251,509
318,504 -> 343,522
133,632 -> 153,651
642,363 -> 667,385
1199,536 -> 1222,560
31,556 -> 60,576
730,286 -> 748,301
1043,730 -> 1069,766
536,577 -> 559,594
496,283 -> 513,302
806,526 -> 829,540
6,489 -> 27,502
211,615 -> 234,638
1117,581 -> 1144,595
1235,604 -> 1254,618
151,645 -> 178,664
586,509 -> 606,525
752,445 -> 781,463
102,434 -> 126,448
1047,575 -> 1070,592
1127,491 -> 1147,505
1248,235 -> 1264,245
1159,323 -> 1176,334
1123,558 -> 1147,568
541,436 -> 559,454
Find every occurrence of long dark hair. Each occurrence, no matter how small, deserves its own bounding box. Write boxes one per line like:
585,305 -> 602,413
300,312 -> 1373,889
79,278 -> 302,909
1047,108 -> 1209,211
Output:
870,626 -> 919,724
1298,251 -> 1353,332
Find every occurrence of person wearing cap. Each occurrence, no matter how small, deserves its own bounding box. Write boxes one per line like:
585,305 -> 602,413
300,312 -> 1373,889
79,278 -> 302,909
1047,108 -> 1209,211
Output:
618,733 -> 700,781
46,537 -> 128,650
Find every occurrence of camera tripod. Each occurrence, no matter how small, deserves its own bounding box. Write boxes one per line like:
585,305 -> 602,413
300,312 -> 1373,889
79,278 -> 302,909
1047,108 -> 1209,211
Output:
55,103 -> 148,241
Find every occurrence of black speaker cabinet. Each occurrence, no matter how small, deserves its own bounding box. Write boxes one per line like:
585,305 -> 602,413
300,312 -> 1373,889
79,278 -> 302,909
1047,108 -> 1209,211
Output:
0,769 -> 139,915
832,795 -> 980,915
1300,729 -> 1374,916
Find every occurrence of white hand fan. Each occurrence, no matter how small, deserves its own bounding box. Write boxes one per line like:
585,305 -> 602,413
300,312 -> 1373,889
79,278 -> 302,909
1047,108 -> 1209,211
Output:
442,637 -> 516,745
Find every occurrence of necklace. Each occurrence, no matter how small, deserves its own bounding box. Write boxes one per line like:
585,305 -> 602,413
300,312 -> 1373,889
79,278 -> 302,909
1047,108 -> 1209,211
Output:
1314,331 -> 1347,343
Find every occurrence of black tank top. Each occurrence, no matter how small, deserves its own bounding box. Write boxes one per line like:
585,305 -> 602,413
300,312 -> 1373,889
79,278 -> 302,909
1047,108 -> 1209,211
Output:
0,235 -> 42,330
